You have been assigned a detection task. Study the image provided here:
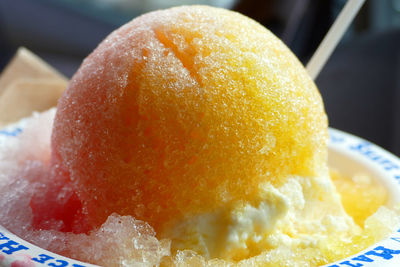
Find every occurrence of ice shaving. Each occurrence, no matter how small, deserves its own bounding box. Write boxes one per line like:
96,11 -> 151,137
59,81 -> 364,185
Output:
0,5 -> 399,267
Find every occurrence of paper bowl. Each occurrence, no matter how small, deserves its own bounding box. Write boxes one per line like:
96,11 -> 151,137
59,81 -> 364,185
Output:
0,127 -> 399,267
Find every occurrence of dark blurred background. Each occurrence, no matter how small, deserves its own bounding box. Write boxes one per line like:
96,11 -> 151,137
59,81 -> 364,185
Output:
0,0 -> 399,156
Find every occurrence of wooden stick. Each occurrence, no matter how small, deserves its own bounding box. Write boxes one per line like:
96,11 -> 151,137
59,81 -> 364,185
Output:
306,0 -> 366,80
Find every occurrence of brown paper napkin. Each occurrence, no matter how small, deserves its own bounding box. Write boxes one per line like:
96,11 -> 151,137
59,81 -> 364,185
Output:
0,47 -> 68,128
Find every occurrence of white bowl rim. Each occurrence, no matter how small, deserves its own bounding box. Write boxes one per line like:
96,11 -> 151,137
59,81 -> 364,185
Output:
0,127 -> 399,267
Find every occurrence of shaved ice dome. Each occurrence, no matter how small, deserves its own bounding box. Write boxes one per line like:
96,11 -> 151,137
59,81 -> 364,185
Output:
0,5 -> 400,267
49,5 -> 328,235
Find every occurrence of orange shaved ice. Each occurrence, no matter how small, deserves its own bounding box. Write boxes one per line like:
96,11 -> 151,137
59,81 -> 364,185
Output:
50,6 -> 328,234
2,5 -> 400,267
331,170 -> 387,226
